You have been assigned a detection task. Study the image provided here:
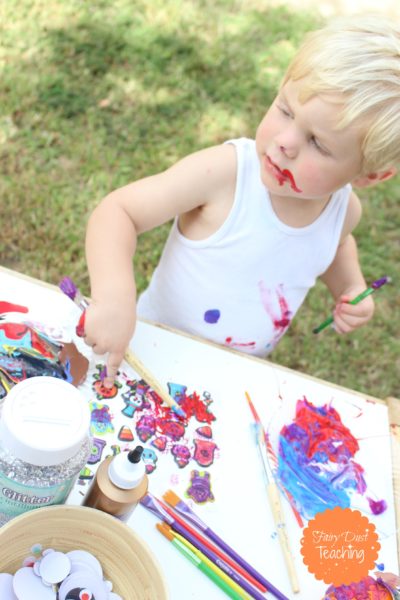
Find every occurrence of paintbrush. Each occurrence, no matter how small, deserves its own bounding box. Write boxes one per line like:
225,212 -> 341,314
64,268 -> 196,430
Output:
159,496 -> 267,594
162,490 -> 289,600
59,276 -> 89,311
59,277 -> 186,418
144,493 -> 288,600
245,392 -> 299,593
313,276 -> 391,334
156,522 -> 249,600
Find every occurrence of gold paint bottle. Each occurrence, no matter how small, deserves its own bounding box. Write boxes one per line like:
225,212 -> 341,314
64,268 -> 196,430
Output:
82,445 -> 148,521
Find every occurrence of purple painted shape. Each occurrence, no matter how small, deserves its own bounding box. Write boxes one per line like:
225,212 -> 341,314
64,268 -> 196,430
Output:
204,309 -> 221,324
368,497 -> 388,515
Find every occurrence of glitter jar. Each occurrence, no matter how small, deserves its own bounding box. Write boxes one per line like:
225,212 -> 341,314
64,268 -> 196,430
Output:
0,376 -> 91,525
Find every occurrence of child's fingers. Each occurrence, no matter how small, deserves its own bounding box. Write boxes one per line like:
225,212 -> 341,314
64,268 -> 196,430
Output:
333,312 -> 365,334
104,351 -> 125,388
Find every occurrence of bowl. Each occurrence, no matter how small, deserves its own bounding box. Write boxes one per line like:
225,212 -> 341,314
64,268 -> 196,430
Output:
0,505 -> 168,599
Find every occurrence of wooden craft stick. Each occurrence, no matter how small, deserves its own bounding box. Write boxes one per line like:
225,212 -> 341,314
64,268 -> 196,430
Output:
124,348 -> 186,418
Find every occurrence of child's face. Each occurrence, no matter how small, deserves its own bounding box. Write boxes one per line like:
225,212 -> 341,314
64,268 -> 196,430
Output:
255,78 -> 364,201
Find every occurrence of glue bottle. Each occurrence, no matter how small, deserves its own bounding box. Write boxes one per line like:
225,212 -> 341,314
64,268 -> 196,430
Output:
82,445 -> 148,521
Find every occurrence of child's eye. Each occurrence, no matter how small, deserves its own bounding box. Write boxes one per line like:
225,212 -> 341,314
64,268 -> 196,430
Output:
310,136 -> 329,155
278,105 -> 292,118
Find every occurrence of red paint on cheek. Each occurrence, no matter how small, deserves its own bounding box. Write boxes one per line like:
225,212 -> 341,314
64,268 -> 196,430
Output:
282,169 -> 302,193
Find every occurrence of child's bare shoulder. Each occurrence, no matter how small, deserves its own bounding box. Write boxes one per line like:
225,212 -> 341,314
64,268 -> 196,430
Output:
167,143 -> 237,193
176,144 -> 239,239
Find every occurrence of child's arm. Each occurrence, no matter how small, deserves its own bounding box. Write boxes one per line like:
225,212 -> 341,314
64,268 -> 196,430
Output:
85,143 -> 237,384
320,192 -> 374,334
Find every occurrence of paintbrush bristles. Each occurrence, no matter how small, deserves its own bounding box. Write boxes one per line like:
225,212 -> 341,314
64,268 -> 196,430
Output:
163,490 -> 207,531
59,277 -> 77,300
162,489 -> 182,508
156,522 -> 174,540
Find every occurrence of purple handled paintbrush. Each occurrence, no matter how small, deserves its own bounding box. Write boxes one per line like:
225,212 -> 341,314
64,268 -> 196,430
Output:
141,493 -> 289,600
59,276 -> 89,311
162,490 -> 289,599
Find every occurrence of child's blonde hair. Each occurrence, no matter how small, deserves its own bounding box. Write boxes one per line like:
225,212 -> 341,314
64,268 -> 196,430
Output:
282,15 -> 400,174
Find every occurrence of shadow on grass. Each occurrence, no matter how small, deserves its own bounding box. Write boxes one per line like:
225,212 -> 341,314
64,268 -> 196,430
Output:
27,7 -> 318,136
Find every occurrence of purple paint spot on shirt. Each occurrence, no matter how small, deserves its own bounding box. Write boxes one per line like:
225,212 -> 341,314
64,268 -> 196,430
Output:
204,309 -> 220,324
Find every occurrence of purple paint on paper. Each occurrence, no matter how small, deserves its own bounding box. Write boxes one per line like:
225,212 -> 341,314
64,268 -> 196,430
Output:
324,576 -> 393,599
368,497 -> 388,515
204,309 -> 221,324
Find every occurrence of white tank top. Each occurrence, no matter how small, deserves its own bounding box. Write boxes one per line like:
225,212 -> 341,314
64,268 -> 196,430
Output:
137,138 -> 351,356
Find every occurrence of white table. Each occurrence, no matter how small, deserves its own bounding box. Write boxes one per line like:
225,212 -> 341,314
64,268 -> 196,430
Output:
1,266 -> 399,600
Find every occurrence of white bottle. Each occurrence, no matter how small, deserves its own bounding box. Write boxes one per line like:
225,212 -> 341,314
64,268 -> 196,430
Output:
0,376 -> 91,525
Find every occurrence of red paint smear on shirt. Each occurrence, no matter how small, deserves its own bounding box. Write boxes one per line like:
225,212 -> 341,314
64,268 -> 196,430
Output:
225,337 -> 256,348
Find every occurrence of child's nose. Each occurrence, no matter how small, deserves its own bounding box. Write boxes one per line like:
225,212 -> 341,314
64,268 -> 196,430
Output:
275,129 -> 299,159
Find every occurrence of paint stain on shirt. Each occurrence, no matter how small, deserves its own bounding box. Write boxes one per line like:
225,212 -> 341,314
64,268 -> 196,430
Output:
204,309 -> 221,324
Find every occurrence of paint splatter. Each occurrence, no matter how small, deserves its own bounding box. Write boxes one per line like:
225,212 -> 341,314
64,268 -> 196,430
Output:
324,576 -> 392,599
204,309 -> 221,324
258,282 -> 292,349
224,336 -> 256,349
368,497 -> 387,515
276,397 -> 387,520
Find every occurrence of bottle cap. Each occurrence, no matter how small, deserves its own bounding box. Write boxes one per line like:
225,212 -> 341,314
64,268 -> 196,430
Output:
108,446 -> 146,490
0,377 -> 90,466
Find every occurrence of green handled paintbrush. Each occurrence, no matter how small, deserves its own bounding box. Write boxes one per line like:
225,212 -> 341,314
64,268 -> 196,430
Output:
313,276 -> 390,335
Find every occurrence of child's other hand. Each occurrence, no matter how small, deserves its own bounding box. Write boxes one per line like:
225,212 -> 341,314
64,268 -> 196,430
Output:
83,297 -> 136,387
333,287 -> 375,334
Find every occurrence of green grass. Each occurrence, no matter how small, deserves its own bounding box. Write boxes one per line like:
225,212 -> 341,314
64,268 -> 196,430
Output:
1,0 -> 399,398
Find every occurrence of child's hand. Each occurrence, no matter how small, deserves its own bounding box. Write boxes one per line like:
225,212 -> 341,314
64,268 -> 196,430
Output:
83,297 -> 136,387
333,287 -> 375,334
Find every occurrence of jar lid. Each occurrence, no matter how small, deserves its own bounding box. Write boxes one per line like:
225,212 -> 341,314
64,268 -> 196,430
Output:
0,377 -> 90,466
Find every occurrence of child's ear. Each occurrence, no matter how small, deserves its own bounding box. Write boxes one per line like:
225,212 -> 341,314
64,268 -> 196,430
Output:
353,167 -> 397,188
